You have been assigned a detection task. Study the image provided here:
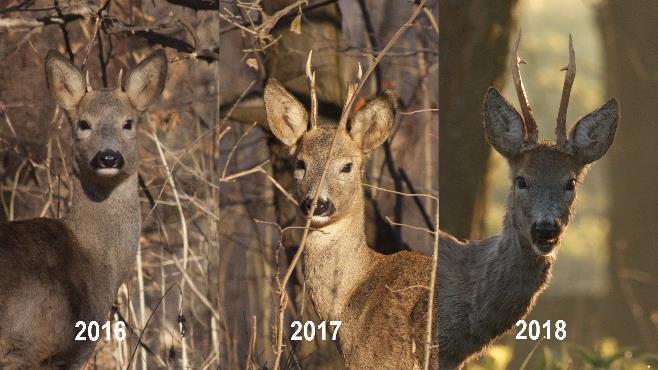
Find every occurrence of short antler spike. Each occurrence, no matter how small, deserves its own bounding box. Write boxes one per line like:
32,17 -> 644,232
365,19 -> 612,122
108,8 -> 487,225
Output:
510,31 -> 538,143
306,50 -> 318,130
117,68 -> 124,90
556,34 -> 576,147
85,70 -> 93,92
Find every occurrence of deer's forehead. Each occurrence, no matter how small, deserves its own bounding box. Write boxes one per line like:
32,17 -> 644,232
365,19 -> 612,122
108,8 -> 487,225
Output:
514,146 -> 580,179
297,127 -> 360,159
78,90 -> 134,119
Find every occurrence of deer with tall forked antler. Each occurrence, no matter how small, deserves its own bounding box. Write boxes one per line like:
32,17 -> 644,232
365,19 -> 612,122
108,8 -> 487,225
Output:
438,33 -> 619,369
0,50 -> 166,368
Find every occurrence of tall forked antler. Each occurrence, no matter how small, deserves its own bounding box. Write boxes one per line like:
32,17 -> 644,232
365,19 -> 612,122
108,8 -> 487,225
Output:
556,34 -> 576,147
511,31 -> 538,144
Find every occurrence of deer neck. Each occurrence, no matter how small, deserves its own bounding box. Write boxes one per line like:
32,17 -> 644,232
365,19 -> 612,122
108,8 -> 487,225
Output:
64,169 -> 140,297
469,199 -> 553,340
303,193 -> 377,320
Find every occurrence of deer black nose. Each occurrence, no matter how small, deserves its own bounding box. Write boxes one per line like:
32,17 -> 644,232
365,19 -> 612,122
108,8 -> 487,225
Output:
531,221 -> 561,241
300,197 -> 335,217
92,150 -> 124,169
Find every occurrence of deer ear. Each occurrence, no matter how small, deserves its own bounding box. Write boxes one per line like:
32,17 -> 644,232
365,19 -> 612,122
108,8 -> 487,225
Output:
349,90 -> 396,152
264,78 -> 308,147
45,50 -> 85,111
569,98 -> 618,164
124,50 -> 167,111
483,88 -> 525,158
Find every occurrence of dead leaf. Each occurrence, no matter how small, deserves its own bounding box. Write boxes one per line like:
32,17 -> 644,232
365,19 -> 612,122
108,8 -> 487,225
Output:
290,14 -> 302,35
354,97 -> 367,112
246,58 -> 258,70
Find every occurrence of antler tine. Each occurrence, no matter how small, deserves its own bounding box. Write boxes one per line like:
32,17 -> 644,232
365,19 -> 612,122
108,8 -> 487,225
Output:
556,34 -> 576,147
510,31 -> 538,143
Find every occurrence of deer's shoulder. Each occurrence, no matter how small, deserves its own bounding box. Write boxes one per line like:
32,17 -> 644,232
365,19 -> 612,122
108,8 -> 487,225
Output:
0,218 -> 88,306
347,250 -> 433,320
0,218 -> 80,263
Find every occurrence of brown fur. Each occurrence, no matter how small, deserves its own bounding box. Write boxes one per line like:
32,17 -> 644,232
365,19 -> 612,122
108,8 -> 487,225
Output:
264,79 -> 438,369
0,50 -> 166,368
438,89 -> 618,369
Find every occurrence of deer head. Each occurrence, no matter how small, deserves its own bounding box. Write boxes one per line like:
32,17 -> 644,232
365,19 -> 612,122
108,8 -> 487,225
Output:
263,78 -> 396,227
45,50 -> 167,189
483,33 -> 618,256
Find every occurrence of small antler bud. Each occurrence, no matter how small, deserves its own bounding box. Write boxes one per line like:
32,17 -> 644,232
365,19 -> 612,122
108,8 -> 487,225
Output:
117,68 -> 124,90
85,70 -> 93,92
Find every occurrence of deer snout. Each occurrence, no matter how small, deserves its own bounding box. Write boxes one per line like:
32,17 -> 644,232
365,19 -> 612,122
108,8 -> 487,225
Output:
300,197 -> 335,217
91,150 -> 125,173
531,221 -> 561,241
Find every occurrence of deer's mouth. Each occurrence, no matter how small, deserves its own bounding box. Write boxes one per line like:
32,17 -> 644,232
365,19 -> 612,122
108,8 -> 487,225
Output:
95,168 -> 121,177
308,206 -> 337,226
532,239 -> 558,256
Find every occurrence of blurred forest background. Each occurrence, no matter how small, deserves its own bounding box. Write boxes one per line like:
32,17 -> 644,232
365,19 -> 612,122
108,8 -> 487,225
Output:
0,0 -> 437,369
441,0 -> 658,369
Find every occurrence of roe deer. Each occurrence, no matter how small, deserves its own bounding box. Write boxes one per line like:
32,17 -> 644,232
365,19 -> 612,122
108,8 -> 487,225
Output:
438,35 -> 619,369
264,79 -> 438,369
0,49 -> 166,368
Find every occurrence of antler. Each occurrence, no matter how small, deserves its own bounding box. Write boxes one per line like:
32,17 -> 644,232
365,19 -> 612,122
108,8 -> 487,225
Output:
511,31 -> 538,144
306,50 -> 318,130
117,68 -> 124,90
85,70 -> 93,92
556,34 -> 576,147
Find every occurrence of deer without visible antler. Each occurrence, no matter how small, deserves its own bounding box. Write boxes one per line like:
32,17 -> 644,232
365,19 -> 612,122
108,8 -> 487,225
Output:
438,34 -> 619,369
264,79 -> 438,369
0,50 -> 166,368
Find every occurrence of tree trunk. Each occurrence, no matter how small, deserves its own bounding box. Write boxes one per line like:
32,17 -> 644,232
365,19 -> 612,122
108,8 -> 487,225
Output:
439,0 -> 518,239
597,0 -> 658,350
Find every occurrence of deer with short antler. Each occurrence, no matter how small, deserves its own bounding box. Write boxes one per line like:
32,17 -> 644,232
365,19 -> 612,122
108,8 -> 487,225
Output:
438,34 -> 619,369
264,78 -> 438,369
0,50 -> 166,368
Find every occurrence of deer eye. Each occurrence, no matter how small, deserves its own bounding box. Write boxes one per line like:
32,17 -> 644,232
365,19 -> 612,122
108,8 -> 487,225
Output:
341,163 -> 353,173
564,179 -> 576,191
78,120 -> 91,131
515,176 -> 528,189
123,119 -> 133,130
295,160 -> 306,171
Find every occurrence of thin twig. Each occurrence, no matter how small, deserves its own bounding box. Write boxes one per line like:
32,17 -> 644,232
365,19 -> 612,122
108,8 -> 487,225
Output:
423,196 -> 439,370
363,183 -> 437,200
384,216 -> 435,235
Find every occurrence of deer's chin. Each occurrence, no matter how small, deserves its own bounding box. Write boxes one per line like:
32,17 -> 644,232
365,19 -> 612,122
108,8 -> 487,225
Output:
532,240 -> 558,256
309,215 -> 332,227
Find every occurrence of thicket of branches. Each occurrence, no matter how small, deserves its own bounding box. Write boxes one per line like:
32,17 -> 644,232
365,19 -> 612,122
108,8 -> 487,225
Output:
0,0 -> 437,368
